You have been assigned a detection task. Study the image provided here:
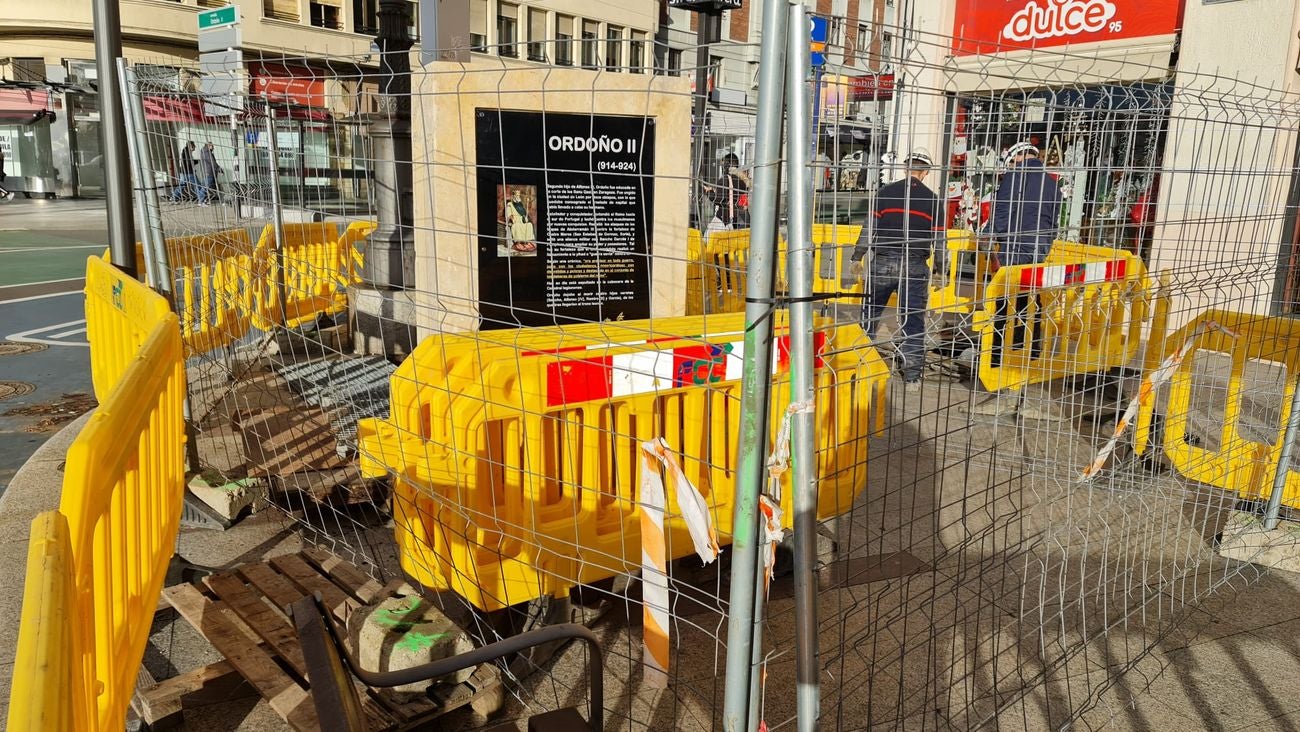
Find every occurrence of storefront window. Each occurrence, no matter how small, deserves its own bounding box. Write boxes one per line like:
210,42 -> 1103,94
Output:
946,81 -> 1172,256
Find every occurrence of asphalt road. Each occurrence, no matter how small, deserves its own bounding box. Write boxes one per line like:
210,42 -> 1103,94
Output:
0,198 -> 105,496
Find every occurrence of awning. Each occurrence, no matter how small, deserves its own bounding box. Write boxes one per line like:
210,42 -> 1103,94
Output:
143,96 -> 213,123
705,109 -> 756,136
0,87 -> 50,122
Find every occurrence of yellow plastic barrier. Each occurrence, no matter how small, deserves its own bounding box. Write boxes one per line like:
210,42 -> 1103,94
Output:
971,245 -> 1149,392
118,221 -> 376,353
687,227 -> 985,317
1160,310 -> 1300,511
7,512 -> 77,731
359,313 -> 890,612
9,257 -> 187,730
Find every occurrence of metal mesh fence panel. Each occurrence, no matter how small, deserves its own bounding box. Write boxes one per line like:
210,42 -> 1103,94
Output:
120,11 -> 1300,730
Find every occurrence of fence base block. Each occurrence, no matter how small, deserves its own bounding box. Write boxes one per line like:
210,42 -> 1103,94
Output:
1217,511 -> 1300,571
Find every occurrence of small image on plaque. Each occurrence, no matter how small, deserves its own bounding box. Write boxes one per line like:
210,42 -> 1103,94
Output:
498,184 -> 540,257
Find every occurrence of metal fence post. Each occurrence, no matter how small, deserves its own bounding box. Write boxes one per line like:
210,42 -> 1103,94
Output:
785,5 -> 819,730
117,61 -> 167,294
93,0 -> 137,277
721,0 -> 789,727
264,106 -> 289,327
1264,383 -> 1300,530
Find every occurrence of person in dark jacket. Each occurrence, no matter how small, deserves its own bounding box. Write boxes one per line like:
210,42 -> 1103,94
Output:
0,147 -> 13,201
850,150 -> 943,388
973,141 -> 1063,404
198,142 -> 222,206
169,141 -> 198,203
987,141 -> 1061,266
707,152 -> 750,229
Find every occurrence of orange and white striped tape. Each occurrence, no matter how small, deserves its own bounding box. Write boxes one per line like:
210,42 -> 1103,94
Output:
639,437 -> 720,687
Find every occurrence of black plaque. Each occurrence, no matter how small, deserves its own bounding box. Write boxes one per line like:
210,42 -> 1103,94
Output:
475,109 -> 656,329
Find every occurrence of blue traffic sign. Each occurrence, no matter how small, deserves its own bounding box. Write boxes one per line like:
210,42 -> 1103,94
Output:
810,16 -> 828,67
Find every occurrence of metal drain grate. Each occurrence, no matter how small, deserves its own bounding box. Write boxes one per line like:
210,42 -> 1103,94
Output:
0,381 -> 36,401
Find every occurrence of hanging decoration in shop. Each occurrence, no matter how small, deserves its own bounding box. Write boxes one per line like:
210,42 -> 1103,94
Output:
951,0 -> 1185,56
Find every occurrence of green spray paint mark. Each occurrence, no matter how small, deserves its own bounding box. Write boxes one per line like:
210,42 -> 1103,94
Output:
394,629 -> 452,655
370,599 -> 454,655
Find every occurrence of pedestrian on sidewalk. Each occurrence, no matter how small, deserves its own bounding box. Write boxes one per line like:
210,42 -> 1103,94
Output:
850,149 -> 943,391
170,141 -> 198,203
198,142 -> 222,206
704,152 -> 751,232
0,147 -> 14,201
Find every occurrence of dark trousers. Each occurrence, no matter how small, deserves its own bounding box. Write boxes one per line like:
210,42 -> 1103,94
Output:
861,254 -> 930,382
990,293 -> 1040,367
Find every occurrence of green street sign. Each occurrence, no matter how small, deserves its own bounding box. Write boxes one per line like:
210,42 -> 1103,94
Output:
198,5 -> 238,30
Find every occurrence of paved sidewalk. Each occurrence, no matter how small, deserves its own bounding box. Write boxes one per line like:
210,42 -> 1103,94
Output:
3,397 -> 1300,729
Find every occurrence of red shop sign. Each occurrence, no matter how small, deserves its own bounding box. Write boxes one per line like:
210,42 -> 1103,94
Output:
952,0 -> 1184,56
850,74 -> 895,102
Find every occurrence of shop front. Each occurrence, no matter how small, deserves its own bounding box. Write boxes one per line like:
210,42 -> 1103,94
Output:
943,0 -> 1185,257
0,87 -> 57,198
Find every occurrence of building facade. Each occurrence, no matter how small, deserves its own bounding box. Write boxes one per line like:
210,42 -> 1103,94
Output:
901,0 -> 1300,321
0,0 -> 662,199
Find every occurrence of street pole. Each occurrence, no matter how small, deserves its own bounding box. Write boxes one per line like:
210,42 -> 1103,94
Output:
690,11 -> 720,229
93,0 -> 137,277
785,6 -> 819,730
721,0 -> 788,727
363,0 -> 415,289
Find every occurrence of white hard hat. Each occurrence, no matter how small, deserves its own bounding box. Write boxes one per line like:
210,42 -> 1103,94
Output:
1003,141 -> 1039,161
905,149 -> 933,168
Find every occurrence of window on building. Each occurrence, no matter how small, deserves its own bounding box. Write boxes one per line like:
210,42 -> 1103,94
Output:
353,0 -> 378,35
498,3 -> 519,57
606,25 -> 623,71
856,24 -> 870,58
9,58 -> 44,83
881,31 -> 894,65
630,30 -> 646,73
264,0 -> 299,22
136,64 -> 182,93
470,0 -> 488,52
528,8 -> 547,61
556,15 -> 575,65
667,48 -> 682,76
582,20 -> 600,68
710,54 -> 722,90
309,0 -> 341,29
407,1 -> 419,42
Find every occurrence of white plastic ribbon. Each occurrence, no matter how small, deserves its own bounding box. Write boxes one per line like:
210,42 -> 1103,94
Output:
639,437 -> 720,687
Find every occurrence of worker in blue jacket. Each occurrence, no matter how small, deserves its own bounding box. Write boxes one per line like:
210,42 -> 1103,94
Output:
988,141 -> 1061,267
988,142 -> 1060,367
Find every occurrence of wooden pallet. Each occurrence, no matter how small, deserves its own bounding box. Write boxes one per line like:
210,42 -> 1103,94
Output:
136,547 -> 501,730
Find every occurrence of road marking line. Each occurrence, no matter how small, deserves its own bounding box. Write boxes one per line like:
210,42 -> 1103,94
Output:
48,326 -> 88,339
7,319 -> 91,348
0,245 -> 102,254
0,290 -> 82,306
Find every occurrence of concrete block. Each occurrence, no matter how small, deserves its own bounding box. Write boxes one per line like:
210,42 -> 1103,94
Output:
187,474 -> 265,521
1217,510 -> 1300,571
347,591 -> 476,695
348,286 -> 417,359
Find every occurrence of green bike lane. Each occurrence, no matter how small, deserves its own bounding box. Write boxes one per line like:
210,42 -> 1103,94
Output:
0,229 -> 105,287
